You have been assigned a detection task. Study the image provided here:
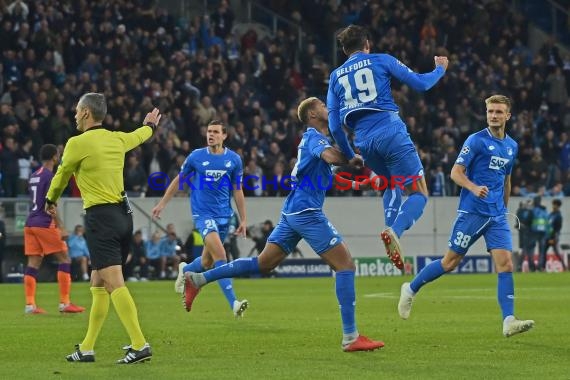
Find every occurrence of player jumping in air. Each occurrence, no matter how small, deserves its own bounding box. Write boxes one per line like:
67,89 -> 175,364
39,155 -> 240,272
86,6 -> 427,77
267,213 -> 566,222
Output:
327,25 -> 448,269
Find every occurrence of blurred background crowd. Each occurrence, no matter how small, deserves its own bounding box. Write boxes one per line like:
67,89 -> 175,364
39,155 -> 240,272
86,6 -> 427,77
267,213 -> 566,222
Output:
1,0 -> 570,200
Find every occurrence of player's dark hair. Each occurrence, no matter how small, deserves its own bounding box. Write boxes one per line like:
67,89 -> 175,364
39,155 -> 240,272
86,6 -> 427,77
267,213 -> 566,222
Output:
208,120 -> 227,134
40,144 -> 58,161
337,25 -> 369,55
553,199 -> 562,207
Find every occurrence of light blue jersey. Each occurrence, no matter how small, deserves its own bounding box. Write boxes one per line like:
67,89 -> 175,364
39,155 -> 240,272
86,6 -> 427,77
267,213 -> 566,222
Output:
270,127 -> 343,255
180,147 -> 243,219
327,52 -> 445,158
282,128 -> 333,215
455,128 -> 518,217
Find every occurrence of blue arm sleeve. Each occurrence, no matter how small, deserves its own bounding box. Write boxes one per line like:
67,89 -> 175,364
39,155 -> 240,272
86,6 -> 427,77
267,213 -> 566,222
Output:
327,82 -> 355,159
180,154 -> 194,176
385,54 -> 445,92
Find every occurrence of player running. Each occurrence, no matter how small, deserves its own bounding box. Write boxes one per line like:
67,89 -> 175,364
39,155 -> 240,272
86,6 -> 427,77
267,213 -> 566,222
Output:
397,95 -> 534,338
181,97 -> 384,352
152,120 -> 249,317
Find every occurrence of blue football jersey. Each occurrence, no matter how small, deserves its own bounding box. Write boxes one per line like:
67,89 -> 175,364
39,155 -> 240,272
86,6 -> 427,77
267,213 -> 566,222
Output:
282,128 -> 333,214
180,147 -> 243,218
327,52 -> 445,157
455,128 -> 518,216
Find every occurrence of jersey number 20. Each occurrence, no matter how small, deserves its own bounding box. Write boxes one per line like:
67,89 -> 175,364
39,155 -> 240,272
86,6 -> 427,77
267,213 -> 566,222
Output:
338,68 -> 378,106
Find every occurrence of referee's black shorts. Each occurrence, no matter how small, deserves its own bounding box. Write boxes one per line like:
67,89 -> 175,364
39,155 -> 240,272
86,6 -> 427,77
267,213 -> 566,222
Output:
84,203 -> 133,270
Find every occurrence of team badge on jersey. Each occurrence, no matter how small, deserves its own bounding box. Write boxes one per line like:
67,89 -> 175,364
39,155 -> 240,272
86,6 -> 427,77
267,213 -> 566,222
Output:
225,160 -> 232,168
507,148 -> 513,156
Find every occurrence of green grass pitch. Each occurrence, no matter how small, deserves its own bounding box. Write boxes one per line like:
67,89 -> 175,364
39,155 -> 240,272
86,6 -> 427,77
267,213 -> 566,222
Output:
1,273 -> 568,379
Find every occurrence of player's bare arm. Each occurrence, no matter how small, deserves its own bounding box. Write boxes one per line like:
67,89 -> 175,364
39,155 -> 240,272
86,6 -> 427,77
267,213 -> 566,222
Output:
321,147 -> 349,165
233,187 -> 247,237
450,164 -> 489,198
503,175 -> 511,207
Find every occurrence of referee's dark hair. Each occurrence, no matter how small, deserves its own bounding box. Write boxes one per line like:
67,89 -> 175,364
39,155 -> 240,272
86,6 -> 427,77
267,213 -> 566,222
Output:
78,93 -> 107,123
40,144 -> 58,162
208,119 -> 227,134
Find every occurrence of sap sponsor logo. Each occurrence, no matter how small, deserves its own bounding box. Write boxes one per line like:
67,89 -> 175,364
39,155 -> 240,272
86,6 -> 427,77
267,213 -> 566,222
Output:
460,146 -> 470,155
205,170 -> 227,180
489,156 -> 509,170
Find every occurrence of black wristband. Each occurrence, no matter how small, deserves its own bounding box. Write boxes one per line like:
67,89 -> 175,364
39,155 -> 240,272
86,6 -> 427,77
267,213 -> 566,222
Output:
46,198 -> 57,207
145,122 -> 158,133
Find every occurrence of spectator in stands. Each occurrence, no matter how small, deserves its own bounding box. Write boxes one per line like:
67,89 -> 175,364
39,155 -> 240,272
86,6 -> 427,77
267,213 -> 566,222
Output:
67,224 -> 90,281
0,215 -> 5,283
529,196 -> 549,271
1,136 -> 19,197
542,199 -> 566,271
124,154 -> 147,197
145,231 -> 162,280
516,199 -> 535,272
184,227 -> 204,262
124,230 -> 148,282
0,0 -> 568,198
159,230 -> 181,279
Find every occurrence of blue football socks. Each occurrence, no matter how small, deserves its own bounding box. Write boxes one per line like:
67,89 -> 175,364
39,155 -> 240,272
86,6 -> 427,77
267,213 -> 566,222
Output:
214,260 -> 237,308
410,258 -> 446,293
184,256 -> 204,273
336,270 -> 357,338
383,188 -> 402,227
497,272 -> 514,319
391,192 -> 427,238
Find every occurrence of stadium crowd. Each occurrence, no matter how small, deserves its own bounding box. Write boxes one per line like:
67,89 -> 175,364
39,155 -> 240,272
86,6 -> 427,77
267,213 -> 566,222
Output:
1,0 -> 570,200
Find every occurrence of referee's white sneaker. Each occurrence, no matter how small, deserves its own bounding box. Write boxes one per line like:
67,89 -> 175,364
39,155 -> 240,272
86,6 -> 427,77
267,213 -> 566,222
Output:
503,316 -> 534,337
174,262 -> 187,293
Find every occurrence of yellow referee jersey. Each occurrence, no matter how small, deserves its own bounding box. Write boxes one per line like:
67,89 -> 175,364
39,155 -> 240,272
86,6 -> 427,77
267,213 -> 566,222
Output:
47,126 -> 153,209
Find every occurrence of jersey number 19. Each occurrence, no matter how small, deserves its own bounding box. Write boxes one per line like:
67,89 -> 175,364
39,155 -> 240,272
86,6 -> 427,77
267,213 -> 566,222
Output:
338,68 -> 378,106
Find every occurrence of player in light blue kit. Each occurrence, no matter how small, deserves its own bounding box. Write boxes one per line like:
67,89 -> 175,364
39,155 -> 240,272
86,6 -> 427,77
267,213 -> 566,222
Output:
181,98 -> 384,352
152,120 -> 249,317
327,25 -> 448,269
398,95 -> 534,337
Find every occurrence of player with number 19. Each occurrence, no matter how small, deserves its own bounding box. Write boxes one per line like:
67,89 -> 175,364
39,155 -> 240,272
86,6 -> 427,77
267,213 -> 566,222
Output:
327,25 -> 448,269
397,95 -> 534,338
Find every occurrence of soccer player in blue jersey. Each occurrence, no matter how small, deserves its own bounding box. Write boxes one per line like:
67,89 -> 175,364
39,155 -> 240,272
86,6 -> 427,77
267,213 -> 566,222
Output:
327,24 -> 448,270
398,95 -> 535,337
181,97 -> 384,352
151,120 -> 249,317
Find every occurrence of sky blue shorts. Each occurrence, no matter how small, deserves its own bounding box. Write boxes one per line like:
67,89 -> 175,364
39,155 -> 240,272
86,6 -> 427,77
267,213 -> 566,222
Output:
354,112 -> 424,186
268,210 -> 343,255
194,216 -> 229,242
448,213 -> 512,255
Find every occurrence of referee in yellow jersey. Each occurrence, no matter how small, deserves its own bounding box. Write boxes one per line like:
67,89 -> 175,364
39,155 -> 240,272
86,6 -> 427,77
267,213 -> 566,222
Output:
45,93 -> 160,364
